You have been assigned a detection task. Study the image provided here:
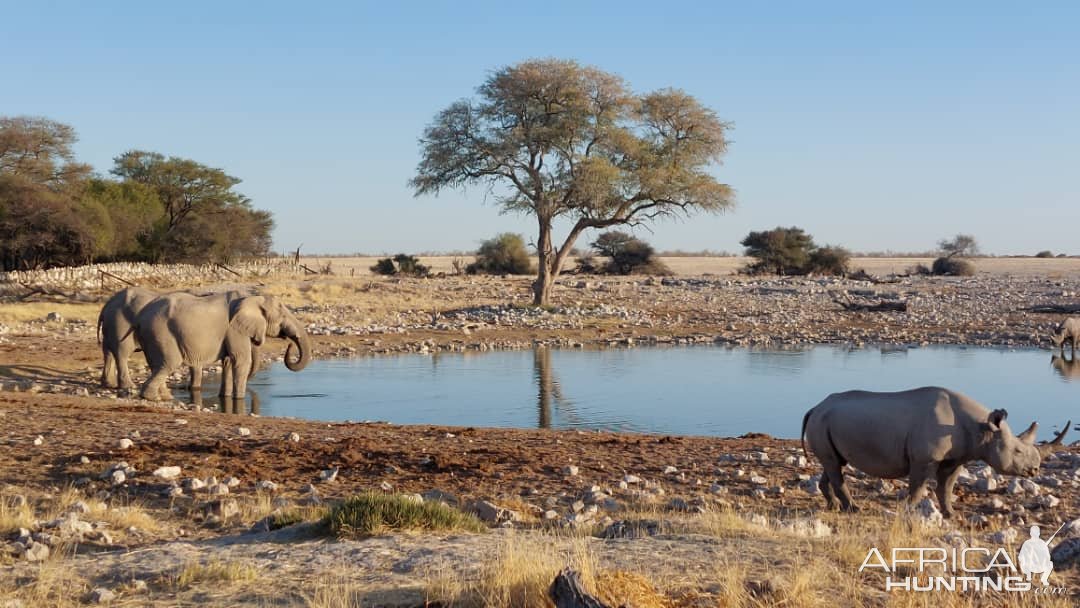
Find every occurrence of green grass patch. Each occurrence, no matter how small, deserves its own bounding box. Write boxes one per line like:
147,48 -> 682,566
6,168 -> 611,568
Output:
324,493 -> 486,538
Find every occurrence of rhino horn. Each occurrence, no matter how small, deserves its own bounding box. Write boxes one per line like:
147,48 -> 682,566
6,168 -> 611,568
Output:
1017,422 -> 1038,444
1037,420 -> 1070,455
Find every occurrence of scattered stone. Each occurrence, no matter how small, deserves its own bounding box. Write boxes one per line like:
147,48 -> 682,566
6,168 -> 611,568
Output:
117,438 -> 133,450
185,478 -> 206,491
623,474 -> 642,484
990,528 -> 1019,545
88,587 -> 115,604
208,483 -> 230,496
913,498 -> 944,526
663,466 -> 678,474
153,466 -> 182,480
379,481 -> 393,492
256,480 -> 279,492
320,467 -> 339,483
32,435 -> 44,446
166,487 -> 184,498
975,477 -> 997,493
287,432 -> 300,442
562,465 -> 580,477
422,489 -> 458,505
472,500 -> 521,524
237,427 -> 251,437
779,518 -> 832,538
110,470 -> 126,486
80,455 -> 90,464
223,476 -> 241,488
24,541 -> 49,562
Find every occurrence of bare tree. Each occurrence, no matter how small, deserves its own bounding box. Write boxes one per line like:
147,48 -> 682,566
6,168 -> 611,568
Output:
410,59 -> 735,305
938,234 -> 979,258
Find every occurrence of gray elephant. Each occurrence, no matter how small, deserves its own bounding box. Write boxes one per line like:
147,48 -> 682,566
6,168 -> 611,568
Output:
135,293 -> 310,400
98,287 -> 165,390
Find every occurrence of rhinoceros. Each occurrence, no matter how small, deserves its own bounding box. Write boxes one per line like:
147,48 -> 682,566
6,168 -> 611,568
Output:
801,387 -> 1068,516
1051,318 -> 1080,354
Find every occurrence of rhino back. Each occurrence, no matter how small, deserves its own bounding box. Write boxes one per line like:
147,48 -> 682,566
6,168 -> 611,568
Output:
812,387 -> 980,478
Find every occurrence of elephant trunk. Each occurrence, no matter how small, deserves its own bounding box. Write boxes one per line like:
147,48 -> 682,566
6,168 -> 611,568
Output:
281,317 -> 311,372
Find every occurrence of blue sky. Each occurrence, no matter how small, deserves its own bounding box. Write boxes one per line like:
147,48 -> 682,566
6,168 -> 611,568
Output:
3,1 -> 1076,255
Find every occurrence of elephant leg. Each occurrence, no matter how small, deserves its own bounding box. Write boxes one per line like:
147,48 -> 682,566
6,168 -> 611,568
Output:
188,366 -> 202,392
934,463 -> 961,518
115,339 -> 137,390
101,349 -> 117,388
907,461 -> 938,507
233,356 -> 252,398
220,357 -> 234,398
141,365 -> 173,401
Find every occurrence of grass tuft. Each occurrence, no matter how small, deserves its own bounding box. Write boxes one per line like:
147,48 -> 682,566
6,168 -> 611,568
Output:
170,558 -> 260,589
325,493 -> 486,539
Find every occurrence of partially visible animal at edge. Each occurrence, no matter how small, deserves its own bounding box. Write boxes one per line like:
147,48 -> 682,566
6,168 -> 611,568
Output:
1050,317 -> 1080,354
134,293 -> 310,400
801,387 -> 1069,517
98,287 -> 258,395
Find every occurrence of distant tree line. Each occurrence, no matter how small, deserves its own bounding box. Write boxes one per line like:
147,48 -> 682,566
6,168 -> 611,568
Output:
0,116 -> 273,271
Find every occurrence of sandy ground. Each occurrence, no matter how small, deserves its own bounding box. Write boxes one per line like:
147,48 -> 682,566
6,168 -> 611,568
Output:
299,255 -> 1080,279
3,260 -> 1080,606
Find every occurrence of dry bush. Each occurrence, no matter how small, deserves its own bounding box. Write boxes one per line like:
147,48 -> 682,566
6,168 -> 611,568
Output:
931,256 -> 975,276
169,558 -> 260,590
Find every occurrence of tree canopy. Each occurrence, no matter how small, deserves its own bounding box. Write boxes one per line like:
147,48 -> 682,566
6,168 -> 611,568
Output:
0,116 -> 275,270
411,58 -> 734,304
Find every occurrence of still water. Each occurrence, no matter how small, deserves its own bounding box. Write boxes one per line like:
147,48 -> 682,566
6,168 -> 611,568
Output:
201,346 -> 1080,440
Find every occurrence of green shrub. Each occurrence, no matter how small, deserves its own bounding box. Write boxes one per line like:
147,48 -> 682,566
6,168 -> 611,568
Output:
590,231 -> 671,275
804,246 -> 851,276
931,256 -> 975,276
324,493 -> 486,538
370,254 -> 430,276
740,227 -> 815,275
740,226 -> 850,276
1036,250 -> 1054,258
467,233 -> 533,275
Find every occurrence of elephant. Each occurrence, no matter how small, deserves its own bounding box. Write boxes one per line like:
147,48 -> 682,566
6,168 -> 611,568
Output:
98,287 -> 160,390
134,293 -> 310,401
98,287 -> 253,392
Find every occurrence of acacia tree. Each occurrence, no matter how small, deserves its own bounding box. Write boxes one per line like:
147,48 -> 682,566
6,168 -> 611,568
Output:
411,59 -> 734,305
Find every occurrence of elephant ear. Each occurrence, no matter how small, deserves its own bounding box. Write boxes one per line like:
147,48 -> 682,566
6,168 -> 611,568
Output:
231,297 -> 268,346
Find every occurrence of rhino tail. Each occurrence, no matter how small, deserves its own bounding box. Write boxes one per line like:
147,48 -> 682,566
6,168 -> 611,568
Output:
801,409 -> 812,459
96,311 -> 103,345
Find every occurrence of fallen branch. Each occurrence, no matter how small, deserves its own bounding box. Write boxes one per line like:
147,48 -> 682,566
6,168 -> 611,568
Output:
833,298 -> 907,313
549,569 -> 610,608
1025,304 -> 1080,314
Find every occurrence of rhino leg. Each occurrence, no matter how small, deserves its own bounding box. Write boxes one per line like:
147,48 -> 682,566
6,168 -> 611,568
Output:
820,457 -> 858,512
934,463 -> 961,518
819,472 -> 837,509
907,461 -> 939,506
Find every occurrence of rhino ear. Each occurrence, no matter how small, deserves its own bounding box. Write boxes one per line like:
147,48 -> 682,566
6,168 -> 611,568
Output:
988,409 -> 1008,431
1017,421 -> 1038,444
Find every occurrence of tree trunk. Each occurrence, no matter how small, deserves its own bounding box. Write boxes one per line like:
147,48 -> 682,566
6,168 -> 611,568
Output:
532,217 -> 555,305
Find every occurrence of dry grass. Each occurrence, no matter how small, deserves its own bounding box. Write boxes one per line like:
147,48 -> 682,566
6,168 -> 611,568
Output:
426,536 -> 596,608
0,541 -> 87,607
169,558 -> 261,590
0,494 -> 36,535
0,302 -> 99,324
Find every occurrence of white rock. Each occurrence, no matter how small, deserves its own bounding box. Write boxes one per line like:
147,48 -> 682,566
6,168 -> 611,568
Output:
79,456 -> 90,464
663,466 -> 678,474
186,478 -> 206,491
256,480 -> 279,492
913,498 -> 944,526
110,470 -> 126,485
562,465 -> 580,477
32,436 -> 44,446
287,432 -> 300,442
990,528 -> 1019,545
623,474 -> 642,484
117,438 -> 134,450
153,466 -> 182,480
208,483 -> 230,496
320,467 -> 339,483
237,427 -> 251,437
88,587 -> 115,603
24,541 -> 49,562
223,476 -> 241,488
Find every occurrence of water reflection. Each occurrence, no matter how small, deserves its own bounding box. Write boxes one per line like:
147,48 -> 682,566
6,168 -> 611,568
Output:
1051,354 -> 1080,381
189,388 -> 261,415
534,346 -> 565,428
